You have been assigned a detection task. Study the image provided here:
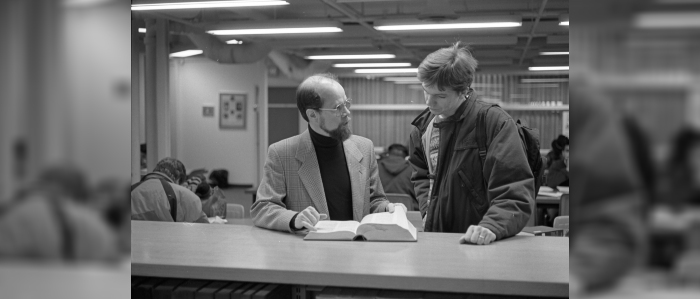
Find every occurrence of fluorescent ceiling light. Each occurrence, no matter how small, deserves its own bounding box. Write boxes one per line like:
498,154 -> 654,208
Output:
559,14 -> 569,26
529,66 -> 569,71
540,51 -> 569,55
226,39 -> 243,44
384,77 -> 420,82
138,28 -> 146,33
132,1 -> 289,11
305,54 -> 396,60
375,22 -> 521,31
208,27 -> 341,35
355,68 -> 418,74
170,50 -> 203,58
521,78 -> 569,83
634,12 -> 700,28
334,63 -> 410,68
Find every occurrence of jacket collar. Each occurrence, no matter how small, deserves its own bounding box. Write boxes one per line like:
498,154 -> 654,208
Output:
143,172 -> 175,184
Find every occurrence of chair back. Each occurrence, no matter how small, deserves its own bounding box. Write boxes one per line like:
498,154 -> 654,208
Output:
226,203 -> 245,219
559,193 -> 569,216
553,216 -> 569,237
385,193 -> 415,211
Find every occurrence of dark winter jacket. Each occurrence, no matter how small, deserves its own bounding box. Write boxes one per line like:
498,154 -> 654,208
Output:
408,90 -> 534,240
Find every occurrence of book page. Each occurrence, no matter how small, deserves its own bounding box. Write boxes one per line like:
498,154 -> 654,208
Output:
357,208 -> 417,241
313,221 -> 360,234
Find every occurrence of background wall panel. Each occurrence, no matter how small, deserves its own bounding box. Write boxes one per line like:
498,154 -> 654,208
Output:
340,74 -> 568,149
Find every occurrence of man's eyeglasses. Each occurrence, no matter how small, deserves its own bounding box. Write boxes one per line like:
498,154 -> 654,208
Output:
317,99 -> 352,116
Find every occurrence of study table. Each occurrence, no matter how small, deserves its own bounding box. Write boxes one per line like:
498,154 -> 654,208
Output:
131,221 -> 569,297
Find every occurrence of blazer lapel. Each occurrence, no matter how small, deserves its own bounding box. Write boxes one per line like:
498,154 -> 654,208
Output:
343,139 -> 367,221
296,130 -> 329,215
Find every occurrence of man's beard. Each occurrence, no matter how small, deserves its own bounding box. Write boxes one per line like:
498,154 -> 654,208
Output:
320,117 -> 351,142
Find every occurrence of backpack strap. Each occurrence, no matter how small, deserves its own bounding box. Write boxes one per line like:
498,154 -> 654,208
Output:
48,197 -> 75,261
131,177 -> 178,221
475,104 -> 497,191
475,104 -> 497,166
159,179 -> 178,221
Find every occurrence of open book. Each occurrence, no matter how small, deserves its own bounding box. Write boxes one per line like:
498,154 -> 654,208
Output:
304,208 -> 417,242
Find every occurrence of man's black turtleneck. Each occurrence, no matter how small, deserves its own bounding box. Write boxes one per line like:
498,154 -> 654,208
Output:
309,125 -> 354,221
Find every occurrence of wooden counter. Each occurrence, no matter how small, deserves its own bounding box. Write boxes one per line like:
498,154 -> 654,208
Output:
131,221 -> 568,297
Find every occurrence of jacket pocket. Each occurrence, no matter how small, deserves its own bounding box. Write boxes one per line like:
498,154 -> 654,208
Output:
458,170 -> 488,213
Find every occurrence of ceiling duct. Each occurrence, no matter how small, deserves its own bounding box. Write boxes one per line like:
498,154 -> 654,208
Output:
184,27 -> 271,64
417,0 -> 458,21
267,50 -> 332,81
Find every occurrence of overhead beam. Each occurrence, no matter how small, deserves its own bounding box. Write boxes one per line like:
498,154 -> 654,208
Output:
519,0 -> 549,65
320,0 -> 422,61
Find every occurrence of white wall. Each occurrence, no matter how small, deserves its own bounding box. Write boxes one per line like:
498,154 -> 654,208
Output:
170,57 -> 267,185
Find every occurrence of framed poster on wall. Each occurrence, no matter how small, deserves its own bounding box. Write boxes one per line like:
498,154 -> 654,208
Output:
220,93 -> 247,129
562,111 -> 569,137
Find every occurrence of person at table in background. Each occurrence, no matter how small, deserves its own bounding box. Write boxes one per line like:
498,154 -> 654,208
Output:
131,157 -> 209,223
545,135 -> 569,189
252,73 -> 405,233
408,42 -> 533,245
542,135 -> 569,226
378,144 -> 418,211
657,128 -> 700,207
0,165 -> 121,261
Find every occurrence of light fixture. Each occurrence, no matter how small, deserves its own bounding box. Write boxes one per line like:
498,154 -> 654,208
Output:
334,63 -> 410,68
138,28 -> 146,33
521,78 -> 569,83
634,12 -> 700,28
131,1 -> 289,11
226,39 -> 244,44
355,68 -> 418,74
374,22 -> 521,31
305,54 -> 396,60
540,51 -> 569,55
208,27 -> 341,35
170,50 -> 203,58
392,82 -> 423,85
529,66 -> 569,71
374,16 -> 522,31
559,14 -> 569,26
383,77 -> 420,82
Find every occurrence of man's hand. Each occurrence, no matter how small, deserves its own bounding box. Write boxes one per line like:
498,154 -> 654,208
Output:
294,207 -> 327,231
459,225 -> 496,245
386,203 -> 407,213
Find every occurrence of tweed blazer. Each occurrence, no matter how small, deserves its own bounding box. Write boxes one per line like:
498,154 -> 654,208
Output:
251,129 -> 390,232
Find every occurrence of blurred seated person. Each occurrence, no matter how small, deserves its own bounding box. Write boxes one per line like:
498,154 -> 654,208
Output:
0,165 -> 120,261
543,136 -> 569,226
208,169 -> 230,189
546,135 -> 569,189
378,144 -> 418,211
131,157 -> 208,223
185,170 -> 227,219
658,128 -> 700,207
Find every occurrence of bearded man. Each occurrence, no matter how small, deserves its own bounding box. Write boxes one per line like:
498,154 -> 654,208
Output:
251,73 -> 404,233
